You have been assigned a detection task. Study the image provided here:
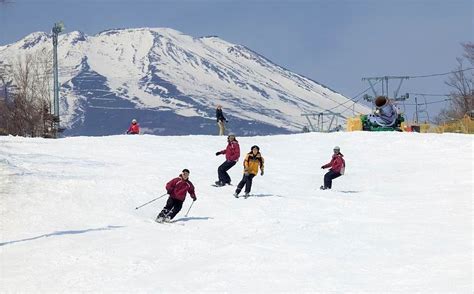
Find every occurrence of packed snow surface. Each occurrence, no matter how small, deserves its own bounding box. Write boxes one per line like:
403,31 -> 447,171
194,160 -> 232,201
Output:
0,132 -> 472,292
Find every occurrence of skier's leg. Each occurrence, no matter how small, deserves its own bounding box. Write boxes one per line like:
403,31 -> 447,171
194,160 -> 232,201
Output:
323,171 -> 332,189
168,199 -> 184,220
329,172 -> 341,189
158,197 -> 174,218
217,161 -> 227,184
223,161 -> 236,184
324,170 -> 341,189
235,174 -> 247,195
218,121 -> 225,136
244,174 -> 255,194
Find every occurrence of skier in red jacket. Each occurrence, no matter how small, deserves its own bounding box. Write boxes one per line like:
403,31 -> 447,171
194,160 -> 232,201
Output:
156,169 -> 197,223
320,146 -> 345,190
126,119 -> 140,134
215,133 -> 240,186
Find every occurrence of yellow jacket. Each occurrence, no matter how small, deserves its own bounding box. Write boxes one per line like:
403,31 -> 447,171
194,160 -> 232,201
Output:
243,152 -> 264,175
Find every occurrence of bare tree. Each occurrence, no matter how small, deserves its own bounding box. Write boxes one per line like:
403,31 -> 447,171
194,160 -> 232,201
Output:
1,50 -> 53,136
438,42 -> 474,121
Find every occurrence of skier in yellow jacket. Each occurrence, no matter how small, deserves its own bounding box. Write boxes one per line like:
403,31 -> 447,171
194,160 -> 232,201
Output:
233,145 -> 264,198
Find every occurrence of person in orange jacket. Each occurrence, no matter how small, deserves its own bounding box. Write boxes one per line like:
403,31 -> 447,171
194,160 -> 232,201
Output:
126,119 -> 140,134
233,145 -> 264,198
320,146 -> 345,190
156,169 -> 196,223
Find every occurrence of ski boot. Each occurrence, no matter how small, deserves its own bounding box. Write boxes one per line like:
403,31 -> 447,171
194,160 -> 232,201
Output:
233,192 -> 239,198
155,216 -> 165,223
244,193 -> 250,199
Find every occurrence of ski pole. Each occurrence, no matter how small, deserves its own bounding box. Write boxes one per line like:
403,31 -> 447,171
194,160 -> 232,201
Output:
135,193 -> 168,210
184,201 -> 195,217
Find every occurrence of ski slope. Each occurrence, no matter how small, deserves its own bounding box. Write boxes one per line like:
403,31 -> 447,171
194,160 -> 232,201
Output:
0,132 -> 472,292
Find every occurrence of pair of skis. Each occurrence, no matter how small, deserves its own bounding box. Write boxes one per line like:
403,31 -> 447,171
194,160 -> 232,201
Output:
234,194 -> 250,199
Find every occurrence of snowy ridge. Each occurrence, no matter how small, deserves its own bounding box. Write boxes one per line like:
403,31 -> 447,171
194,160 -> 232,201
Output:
0,28 -> 370,136
0,133 -> 471,292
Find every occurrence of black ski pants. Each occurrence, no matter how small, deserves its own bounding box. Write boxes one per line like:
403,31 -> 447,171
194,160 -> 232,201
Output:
323,170 -> 341,189
158,197 -> 184,220
236,173 -> 256,194
218,160 -> 236,184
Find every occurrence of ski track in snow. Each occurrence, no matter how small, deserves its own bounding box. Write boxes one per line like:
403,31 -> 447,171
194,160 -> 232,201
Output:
0,132 -> 472,293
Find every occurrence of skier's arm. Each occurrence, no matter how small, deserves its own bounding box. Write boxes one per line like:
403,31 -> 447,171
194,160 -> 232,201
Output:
321,159 -> 333,169
260,156 -> 265,175
165,178 -> 178,194
188,183 -> 196,200
243,154 -> 250,172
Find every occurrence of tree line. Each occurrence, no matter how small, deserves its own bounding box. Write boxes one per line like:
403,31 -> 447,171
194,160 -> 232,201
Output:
0,49 -> 56,137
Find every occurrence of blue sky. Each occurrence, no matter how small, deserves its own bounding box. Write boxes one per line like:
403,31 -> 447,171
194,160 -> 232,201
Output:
1,0 -> 472,120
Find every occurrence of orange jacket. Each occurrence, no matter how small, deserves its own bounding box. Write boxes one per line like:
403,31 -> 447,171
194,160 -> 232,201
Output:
243,152 -> 264,175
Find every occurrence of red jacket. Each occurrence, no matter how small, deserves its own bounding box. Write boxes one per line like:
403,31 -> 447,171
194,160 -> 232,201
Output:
166,175 -> 196,201
322,153 -> 345,174
127,123 -> 140,134
219,140 -> 240,162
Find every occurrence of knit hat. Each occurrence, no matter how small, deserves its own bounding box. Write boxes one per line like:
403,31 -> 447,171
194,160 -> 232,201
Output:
333,146 -> 340,151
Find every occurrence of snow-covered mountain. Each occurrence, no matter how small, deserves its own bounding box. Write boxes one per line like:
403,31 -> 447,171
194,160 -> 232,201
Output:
0,28 -> 370,136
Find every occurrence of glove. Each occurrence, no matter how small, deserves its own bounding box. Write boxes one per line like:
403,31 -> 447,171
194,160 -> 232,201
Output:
167,190 -> 172,195
192,197 -> 197,202
260,170 -> 264,176
215,151 -> 221,156
321,166 -> 325,169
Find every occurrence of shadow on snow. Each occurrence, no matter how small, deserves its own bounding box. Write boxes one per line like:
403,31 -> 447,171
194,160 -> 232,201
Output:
173,216 -> 214,223
0,225 -> 125,247
247,193 -> 284,198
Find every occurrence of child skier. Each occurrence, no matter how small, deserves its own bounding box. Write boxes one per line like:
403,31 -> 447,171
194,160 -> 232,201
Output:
215,133 -> 240,186
126,119 -> 140,134
156,169 -> 196,223
233,145 -> 264,198
320,146 -> 345,190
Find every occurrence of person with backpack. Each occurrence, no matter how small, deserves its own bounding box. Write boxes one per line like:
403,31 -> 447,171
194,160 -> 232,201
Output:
215,133 -> 240,186
156,169 -> 196,223
320,146 -> 345,190
216,105 -> 227,136
126,119 -> 140,134
233,145 -> 265,198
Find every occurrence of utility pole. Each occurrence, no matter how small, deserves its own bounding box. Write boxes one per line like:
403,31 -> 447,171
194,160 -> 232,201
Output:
414,96 -> 418,123
52,21 -> 64,137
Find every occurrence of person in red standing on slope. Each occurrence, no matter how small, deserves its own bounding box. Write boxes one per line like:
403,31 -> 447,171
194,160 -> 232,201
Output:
156,169 -> 197,223
320,146 -> 345,190
126,119 -> 140,134
215,133 -> 240,186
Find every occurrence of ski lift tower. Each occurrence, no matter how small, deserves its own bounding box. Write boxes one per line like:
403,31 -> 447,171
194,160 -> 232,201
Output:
52,21 -> 64,137
301,111 -> 345,132
361,75 -> 410,108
